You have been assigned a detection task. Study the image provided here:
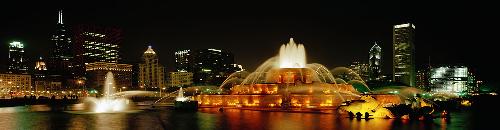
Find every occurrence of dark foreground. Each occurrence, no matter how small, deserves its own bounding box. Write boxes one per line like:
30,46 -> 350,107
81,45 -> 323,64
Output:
0,95 -> 496,130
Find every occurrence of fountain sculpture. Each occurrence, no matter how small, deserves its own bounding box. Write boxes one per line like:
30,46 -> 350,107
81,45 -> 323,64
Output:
197,38 -> 387,110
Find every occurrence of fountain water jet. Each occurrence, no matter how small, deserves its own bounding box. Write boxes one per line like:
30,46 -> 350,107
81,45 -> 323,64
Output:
84,72 -> 131,113
279,38 -> 306,68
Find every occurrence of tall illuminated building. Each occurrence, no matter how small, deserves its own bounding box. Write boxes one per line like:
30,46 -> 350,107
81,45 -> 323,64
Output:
73,24 -> 122,78
368,42 -> 382,81
8,41 -> 28,74
139,46 -> 166,90
175,49 -> 191,72
48,10 -> 76,78
393,23 -> 416,86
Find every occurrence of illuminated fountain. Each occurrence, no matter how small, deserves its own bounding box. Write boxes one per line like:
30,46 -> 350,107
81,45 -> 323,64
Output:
78,72 -> 134,113
197,38 -> 367,110
176,87 -> 188,102
195,38 -> 434,118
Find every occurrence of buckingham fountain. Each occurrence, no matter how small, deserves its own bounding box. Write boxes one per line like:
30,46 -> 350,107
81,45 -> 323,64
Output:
193,38 -> 427,118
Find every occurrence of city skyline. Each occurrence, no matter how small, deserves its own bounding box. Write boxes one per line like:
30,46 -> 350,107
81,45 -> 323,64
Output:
0,1 -> 496,87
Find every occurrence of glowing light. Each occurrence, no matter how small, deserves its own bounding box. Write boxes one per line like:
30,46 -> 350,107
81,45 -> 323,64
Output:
394,23 -> 415,29
279,38 -> 306,68
144,46 -> 156,54
9,41 -> 23,48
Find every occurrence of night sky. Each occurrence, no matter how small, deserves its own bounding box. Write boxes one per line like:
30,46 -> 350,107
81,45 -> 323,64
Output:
0,1 -> 497,87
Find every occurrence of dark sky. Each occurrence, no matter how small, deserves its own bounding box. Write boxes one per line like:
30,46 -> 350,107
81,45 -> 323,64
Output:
0,1 -> 497,86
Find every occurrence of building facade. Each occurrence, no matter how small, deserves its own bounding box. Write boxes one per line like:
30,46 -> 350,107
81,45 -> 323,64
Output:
73,25 -> 122,64
34,57 -> 49,92
85,62 -> 132,93
167,72 -> 193,87
369,42 -> 382,81
429,66 -> 475,95
8,41 -> 28,74
393,23 -> 416,87
139,46 -> 166,90
0,73 -> 31,97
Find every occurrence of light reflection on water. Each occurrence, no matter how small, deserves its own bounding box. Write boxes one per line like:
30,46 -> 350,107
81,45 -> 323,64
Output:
0,105 -> 482,130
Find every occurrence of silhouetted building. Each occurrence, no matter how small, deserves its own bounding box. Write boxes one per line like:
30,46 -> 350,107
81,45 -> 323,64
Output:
190,49 -> 237,85
416,69 -> 429,91
393,23 -> 416,86
86,62 -> 132,93
349,61 -> 369,82
175,49 -> 191,72
48,10 -> 76,78
369,42 -> 382,81
8,41 -> 28,74
131,61 -> 140,90
139,46 -> 166,90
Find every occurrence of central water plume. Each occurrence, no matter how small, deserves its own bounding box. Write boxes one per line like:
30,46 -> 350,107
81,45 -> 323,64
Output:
87,72 -> 130,113
279,38 -> 306,68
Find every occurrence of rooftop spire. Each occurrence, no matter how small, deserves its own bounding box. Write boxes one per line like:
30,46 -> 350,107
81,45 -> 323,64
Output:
144,45 -> 156,54
58,10 -> 63,24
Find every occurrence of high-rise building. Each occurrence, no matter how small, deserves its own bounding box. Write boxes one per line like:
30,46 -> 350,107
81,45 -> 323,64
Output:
8,41 -> 28,74
429,66 -> 474,95
48,10 -> 76,78
139,46 -> 166,90
175,49 -> 191,72
393,23 -> 416,86
73,24 -> 122,77
369,42 -> 382,81
167,72 -> 193,87
86,62 -> 132,93
190,49 -> 237,85
349,61 -> 369,82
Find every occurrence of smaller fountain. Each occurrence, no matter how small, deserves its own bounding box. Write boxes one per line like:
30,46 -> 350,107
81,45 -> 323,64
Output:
174,87 -> 198,111
175,87 -> 188,102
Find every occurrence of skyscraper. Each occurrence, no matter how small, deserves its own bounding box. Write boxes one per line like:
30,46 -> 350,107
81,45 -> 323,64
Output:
139,46 -> 166,90
175,49 -> 191,72
8,41 -> 28,74
48,10 -> 75,77
369,42 -> 382,81
393,23 -> 416,86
